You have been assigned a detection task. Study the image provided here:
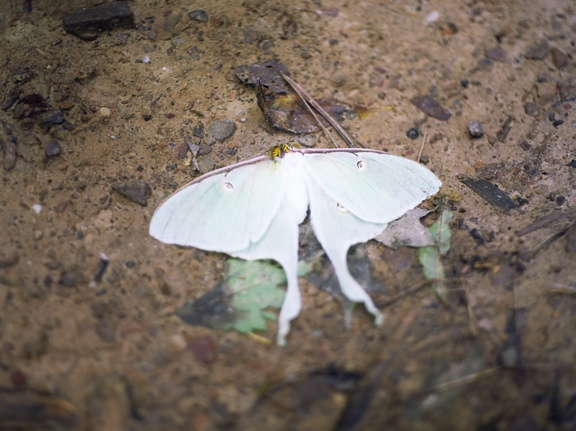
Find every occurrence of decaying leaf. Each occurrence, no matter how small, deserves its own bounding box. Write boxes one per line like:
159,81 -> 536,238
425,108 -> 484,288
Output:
235,58 -> 290,93
374,208 -> 435,249
256,81 -> 319,134
236,60 -> 363,134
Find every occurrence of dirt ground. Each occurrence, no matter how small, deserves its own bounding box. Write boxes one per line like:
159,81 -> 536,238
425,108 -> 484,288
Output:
1,0 -> 575,430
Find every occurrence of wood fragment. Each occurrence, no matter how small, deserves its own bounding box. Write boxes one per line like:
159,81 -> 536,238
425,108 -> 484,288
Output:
460,177 -> 518,211
0,138 -> 17,170
528,225 -> 570,257
496,116 -> 514,142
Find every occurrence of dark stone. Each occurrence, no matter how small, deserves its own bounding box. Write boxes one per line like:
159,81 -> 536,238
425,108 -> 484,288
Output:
42,110 -> 65,125
525,40 -> 549,60
410,95 -> 451,121
188,9 -> 208,22
0,252 -> 19,268
523,102 -> 540,117
62,1 -> 135,41
111,180 -> 152,206
406,127 -> 419,140
193,123 -> 204,138
206,120 -> 236,145
485,45 -> 507,62
60,269 -> 81,287
468,120 -> 484,138
1,138 -> 17,170
550,47 -> 568,69
95,318 -> 117,343
45,140 -> 61,157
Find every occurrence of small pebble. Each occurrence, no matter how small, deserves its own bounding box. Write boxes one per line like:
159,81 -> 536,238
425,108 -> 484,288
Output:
468,120 -> 484,138
189,335 -> 218,364
550,47 -> 567,69
485,45 -> 507,62
206,119 -> 236,145
188,9 -> 208,22
176,142 -> 189,158
0,252 -> 19,268
1,138 -> 17,170
99,107 -> 112,117
193,123 -> 204,138
60,269 -> 81,287
406,128 -> 419,140
525,40 -> 549,60
42,110 -> 65,125
45,140 -> 61,157
523,102 -> 540,117
111,180 -> 152,206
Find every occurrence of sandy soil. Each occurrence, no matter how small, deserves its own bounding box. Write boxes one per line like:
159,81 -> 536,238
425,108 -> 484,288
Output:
1,0 -> 575,430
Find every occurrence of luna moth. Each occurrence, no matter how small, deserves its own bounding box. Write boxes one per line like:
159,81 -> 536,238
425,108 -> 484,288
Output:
150,144 -> 441,345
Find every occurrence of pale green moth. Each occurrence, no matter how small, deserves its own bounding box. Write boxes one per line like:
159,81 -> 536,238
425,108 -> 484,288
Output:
149,144 -> 442,345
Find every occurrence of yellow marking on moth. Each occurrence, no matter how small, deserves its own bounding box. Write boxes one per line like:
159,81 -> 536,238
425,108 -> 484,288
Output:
269,143 -> 294,160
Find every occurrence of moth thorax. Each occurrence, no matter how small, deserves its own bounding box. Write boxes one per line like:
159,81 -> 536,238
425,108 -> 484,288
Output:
269,143 -> 293,160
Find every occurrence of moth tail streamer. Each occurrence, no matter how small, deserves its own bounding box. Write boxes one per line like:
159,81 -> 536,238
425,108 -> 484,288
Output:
276,268 -> 302,346
326,244 -> 384,327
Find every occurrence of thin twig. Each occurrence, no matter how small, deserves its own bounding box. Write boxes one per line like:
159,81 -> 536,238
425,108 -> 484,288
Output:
379,277 -> 464,307
516,210 -> 576,236
281,73 -> 363,148
528,225 -> 571,257
429,367 -> 500,393
548,284 -> 576,295
417,130 -> 427,163
281,75 -> 337,147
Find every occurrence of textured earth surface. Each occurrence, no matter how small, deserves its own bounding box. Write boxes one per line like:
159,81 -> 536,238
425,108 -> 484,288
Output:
1,0 -> 575,430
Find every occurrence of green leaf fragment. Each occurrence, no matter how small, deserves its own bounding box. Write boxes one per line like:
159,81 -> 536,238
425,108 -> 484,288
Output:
428,209 -> 453,256
418,207 -> 453,301
222,259 -> 287,333
220,258 -> 313,334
